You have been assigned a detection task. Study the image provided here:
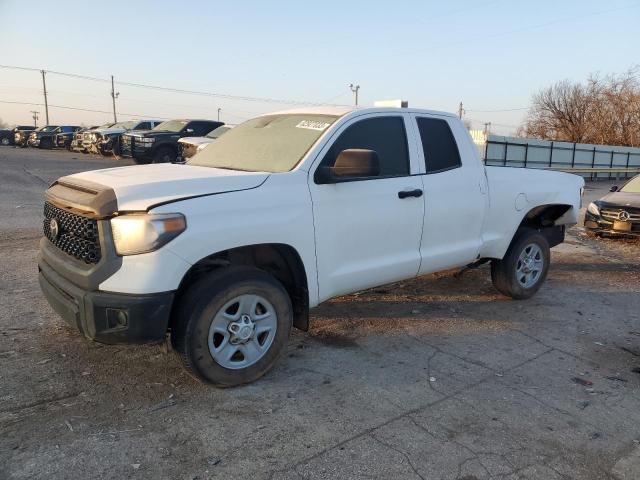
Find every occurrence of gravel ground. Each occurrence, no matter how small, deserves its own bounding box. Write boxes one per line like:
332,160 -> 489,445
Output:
1,147 -> 639,480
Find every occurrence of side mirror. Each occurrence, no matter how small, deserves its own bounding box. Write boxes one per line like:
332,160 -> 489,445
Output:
316,149 -> 381,184
610,185 -> 618,192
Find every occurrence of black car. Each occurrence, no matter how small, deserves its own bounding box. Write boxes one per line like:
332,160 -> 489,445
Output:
1,125 -> 36,146
120,119 -> 223,164
585,175 -> 640,236
16,125 -> 58,147
29,125 -> 81,149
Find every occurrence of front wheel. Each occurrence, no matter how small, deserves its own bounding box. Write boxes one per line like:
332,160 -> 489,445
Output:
0,137 -> 9,146
171,267 -> 293,387
491,229 -> 550,300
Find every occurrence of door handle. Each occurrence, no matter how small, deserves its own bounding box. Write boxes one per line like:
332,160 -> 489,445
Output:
398,189 -> 423,199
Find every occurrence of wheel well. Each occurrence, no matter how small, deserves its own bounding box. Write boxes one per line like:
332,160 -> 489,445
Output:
519,204 -> 571,229
172,243 -> 310,331
516,204 -> 571,248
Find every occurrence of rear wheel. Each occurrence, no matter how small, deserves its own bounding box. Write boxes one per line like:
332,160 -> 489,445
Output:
491,229 -> 550,299
153,146 -> 177,163
171,267 -> 293,387
0,137 -> 9,146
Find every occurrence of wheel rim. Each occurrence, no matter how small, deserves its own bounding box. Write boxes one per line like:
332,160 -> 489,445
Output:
1,138 -> 9,145
207,294 -> 277,370
515,243 -> 544,289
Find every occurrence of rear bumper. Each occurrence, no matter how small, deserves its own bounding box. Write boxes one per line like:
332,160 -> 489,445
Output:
39,259 -> 174,344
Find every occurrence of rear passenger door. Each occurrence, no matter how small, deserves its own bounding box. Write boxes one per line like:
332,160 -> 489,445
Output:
409,114 -> 488,274
309,113 -> 425,301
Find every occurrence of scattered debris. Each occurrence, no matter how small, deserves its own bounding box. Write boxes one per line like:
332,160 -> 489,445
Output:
594,341 -> 605,346
572,377 -> 593,386
147,398 -> 177,413
495,373 -> 504,377
590,432 -> 601,440
606,376 -> 628,383
64,420 -> 74,432
429,376 -> 436,382
207,457 -> 221,466
629,331 -> 640,337
578,400 -> 590,410
37,358 -> 52,365
131,463 -> 141,470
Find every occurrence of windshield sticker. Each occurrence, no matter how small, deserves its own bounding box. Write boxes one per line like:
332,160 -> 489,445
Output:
296,120 -> 331,131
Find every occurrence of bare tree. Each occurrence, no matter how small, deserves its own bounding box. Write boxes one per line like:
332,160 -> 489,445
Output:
521,68 -> 640,147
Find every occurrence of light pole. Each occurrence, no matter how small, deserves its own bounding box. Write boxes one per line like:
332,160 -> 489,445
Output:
41,70 -> 49,124
349,83 -> 360,106
111,75 -> 119,123
217,108 -> 221,122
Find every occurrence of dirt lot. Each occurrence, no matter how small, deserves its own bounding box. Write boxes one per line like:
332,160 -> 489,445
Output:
1,147 -> 640,480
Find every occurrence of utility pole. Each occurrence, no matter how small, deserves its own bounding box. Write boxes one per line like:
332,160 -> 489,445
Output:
483,122 -> 491,135
110,75 -> 119,123
458,101 -> 464,119
349,83 -> 360,106
41,70 -> 49,125
217,108 -> 221,121
30,111 -> 39,127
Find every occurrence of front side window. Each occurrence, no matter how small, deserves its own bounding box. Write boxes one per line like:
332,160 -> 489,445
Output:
189,114 -> 338,173
417,117 -> 462,174
318,116 -> 410,179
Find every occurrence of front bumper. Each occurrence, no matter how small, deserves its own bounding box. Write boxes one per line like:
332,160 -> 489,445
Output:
584,212 -> 640,236
39,259 -> 174,344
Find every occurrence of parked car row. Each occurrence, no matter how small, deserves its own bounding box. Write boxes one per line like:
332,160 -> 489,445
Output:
2,118 -> 228,164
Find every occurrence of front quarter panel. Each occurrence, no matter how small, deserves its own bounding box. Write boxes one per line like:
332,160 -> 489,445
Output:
131,171 -> 320,305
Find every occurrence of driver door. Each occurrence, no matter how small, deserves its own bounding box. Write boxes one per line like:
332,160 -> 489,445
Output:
309,114 -> 425,302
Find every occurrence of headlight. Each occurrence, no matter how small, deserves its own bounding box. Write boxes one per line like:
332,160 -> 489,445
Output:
587,202 -> 600,216
110,213 -> 186,255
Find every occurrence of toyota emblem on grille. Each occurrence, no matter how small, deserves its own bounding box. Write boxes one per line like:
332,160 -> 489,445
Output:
49,218 -> 59,239
618,210 -> 631,222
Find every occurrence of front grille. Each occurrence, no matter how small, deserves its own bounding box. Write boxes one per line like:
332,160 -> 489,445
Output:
120,134 -> 133,156
601,208 -> 640,222
43,202 -> 101,264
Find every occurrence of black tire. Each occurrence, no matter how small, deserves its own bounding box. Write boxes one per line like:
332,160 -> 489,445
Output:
152,145 -> 177,163
171,266 -> 293,387
491,228 -> 550,300
0,137 -> 9,146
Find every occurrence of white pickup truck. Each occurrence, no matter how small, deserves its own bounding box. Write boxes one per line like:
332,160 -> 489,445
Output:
38,106 -> 584,386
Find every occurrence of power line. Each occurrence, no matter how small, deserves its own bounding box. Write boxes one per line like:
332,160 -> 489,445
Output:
0,64 -> 348,107
466,107 -> 529,113
0,100 -> 170,120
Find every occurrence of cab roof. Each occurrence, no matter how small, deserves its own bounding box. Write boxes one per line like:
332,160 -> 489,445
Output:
261,105 -> 457,119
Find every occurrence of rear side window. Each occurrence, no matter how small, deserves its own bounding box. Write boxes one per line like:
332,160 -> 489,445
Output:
320,116 -> 409,178
416,117 -> 461,174
136,122 -> 150,130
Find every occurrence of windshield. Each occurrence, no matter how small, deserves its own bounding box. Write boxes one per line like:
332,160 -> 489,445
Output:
205,125 -> 231,139
189,114 -> 338,172
153,120 -> 187,132
620,175 -> 640,194
42,126 -> 58,132
110,121 -> 135,129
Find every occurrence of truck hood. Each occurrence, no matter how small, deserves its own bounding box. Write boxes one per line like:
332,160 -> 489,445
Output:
178,136 -> 214,147
53,164 -> 269,213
